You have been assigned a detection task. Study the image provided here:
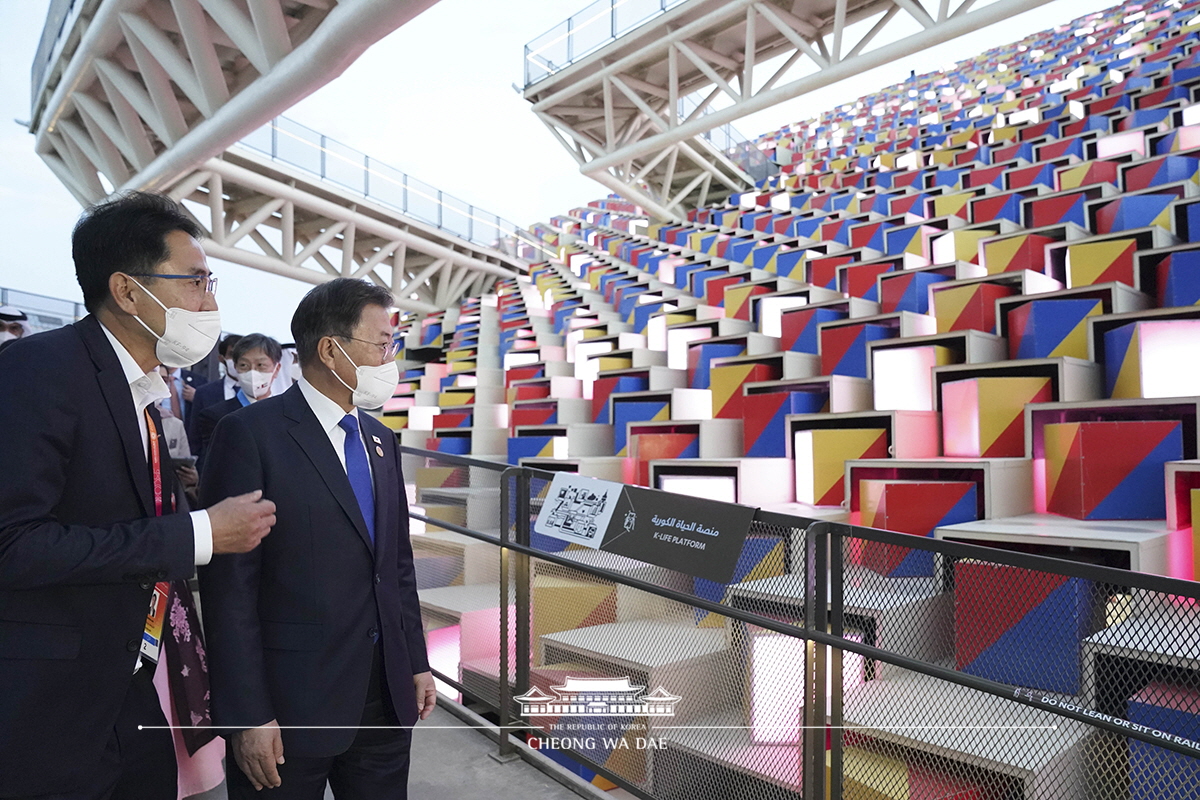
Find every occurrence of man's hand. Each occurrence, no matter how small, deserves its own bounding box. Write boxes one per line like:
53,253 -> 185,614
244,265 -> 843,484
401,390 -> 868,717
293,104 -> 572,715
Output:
174,465 -> 199,490
414,671 -> 436,720
182,383 -> 196,402
232,719 -> 284,791
207,490 -> 276,555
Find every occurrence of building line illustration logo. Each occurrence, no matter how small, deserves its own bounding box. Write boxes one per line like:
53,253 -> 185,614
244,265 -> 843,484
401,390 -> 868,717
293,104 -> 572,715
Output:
514,677 -> 681,717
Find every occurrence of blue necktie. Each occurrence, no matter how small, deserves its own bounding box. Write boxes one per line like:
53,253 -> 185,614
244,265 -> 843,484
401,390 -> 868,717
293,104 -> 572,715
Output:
338,414 -> 375,543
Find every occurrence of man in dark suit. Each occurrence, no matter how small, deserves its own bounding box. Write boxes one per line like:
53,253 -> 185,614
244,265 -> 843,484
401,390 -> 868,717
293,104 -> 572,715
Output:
200,278 -> 434,799
193,333 -> 283,471
188,334 -> 243,449
0,191 -> 277,799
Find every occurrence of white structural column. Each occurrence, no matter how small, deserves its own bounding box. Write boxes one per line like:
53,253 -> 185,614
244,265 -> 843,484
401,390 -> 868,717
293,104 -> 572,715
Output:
31,0 -> 441,205
525,0 -> 1058,221
164,150 -> 521,313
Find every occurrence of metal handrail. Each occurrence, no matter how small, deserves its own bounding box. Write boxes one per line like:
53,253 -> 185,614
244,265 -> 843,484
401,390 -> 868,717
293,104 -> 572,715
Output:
523,0 -> 690,88
235,117 -> 540,259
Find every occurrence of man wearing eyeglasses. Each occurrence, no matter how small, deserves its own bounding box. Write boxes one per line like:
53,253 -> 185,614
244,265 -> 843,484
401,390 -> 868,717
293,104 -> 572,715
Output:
199,278 -> 433,798
0,191 -> 277,799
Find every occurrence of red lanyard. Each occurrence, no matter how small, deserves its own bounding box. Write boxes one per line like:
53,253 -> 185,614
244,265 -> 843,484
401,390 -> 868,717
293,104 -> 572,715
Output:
142,408 -> 173,666
144,408 -> 173,516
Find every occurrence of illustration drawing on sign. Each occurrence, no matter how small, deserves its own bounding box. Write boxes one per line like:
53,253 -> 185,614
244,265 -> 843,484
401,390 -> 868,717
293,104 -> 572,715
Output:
535,474 -> 624,550
544,486 -> 606,541
514,677 -> 681,717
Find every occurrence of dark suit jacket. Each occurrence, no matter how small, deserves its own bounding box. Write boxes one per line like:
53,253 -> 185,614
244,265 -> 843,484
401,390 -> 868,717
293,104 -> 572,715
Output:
194,396 -> 242,472
198,385 -> 429,757
0,316 -> 196,797
179,367 -> 209,423
188,377 -> 228,453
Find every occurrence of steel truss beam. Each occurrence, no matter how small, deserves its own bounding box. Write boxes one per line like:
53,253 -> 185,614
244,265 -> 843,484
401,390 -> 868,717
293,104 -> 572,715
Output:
526,0 -> 1057,221
32,0 -> 439,206
164,151 -> 520,313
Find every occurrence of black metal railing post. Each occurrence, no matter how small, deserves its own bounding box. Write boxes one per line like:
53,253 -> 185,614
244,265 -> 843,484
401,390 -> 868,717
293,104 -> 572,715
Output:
514,468 -> 533,725
828,524 -> 845,800
495,466 -> 518,761
804,521 -> 829,799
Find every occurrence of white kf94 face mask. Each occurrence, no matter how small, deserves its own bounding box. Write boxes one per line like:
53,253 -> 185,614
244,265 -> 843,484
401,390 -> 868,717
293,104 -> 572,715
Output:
238,368 -> 276,400
129,277 -> 222,369
331,340 -> 399,409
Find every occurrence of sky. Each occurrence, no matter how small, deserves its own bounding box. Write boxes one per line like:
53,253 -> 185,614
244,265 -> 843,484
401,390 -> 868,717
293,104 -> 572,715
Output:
0,0 -> 1120,340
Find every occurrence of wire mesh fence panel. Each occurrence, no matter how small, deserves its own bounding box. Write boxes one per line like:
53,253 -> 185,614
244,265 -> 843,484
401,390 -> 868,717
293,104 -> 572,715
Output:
829,526 -> 1200,800
405,449 -> 507,707
836,659 -> 1064,800
402,458 -> 1200,798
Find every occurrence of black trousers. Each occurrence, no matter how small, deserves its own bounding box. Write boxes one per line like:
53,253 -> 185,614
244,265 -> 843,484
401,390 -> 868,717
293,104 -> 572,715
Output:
31,664 -> 176,800
227,647 -> 413,800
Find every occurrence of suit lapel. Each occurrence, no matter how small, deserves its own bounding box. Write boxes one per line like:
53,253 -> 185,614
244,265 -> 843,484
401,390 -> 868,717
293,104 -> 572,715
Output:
283,387 -> 374,556
77,316 -> 153,516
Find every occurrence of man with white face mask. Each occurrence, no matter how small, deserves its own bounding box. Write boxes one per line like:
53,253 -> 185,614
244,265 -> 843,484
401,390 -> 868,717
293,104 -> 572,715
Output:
200,278 -> 433,799
188,333 -> 243,453
193,333 -> 283,471
0,191 -> 277,799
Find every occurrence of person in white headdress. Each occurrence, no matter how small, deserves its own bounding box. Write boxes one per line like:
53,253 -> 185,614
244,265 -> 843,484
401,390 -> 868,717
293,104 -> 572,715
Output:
0,306 -> 33,350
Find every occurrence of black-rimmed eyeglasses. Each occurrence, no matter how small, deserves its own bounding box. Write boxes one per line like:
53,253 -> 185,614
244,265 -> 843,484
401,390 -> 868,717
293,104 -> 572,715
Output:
339,335 -> 400,360
141,273 -> 218,294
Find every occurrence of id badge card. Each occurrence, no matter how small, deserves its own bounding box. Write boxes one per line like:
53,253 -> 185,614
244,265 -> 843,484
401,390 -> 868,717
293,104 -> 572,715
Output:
140,582 -> 170,664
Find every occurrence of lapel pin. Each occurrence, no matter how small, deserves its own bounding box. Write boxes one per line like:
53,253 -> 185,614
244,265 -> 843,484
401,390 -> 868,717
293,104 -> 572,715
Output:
375,445 -> 385,457
371,435 -> 382,444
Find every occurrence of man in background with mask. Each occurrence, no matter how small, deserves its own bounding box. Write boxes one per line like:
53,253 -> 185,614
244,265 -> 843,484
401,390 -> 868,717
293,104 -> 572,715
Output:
200,277 -> 433,798
193,332 -> 283,470
0,191 -> 278,799
188,333 -> 242,453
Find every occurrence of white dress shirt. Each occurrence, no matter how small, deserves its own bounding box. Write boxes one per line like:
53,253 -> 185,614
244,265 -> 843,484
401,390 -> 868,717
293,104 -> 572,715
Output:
297,377 -> 373,479
99,322 -> 213,565
222,374 -> 237,400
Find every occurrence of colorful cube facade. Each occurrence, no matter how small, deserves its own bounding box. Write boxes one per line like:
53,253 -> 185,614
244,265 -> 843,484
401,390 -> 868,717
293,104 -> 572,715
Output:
687,342 -> 746,390
795,428 -> 890,506
982,233 -> 1057,275
933,282 -> 1016,333
1065,238 -> 1137,287
630,432 -> 699,486
955,562 -> 1103,694
612,400 -> 670,456
942,376 -> 1053,458
819,322 -> 894,377
592,375 -> 647,423
710,362 -> 776,419
1044,420 -> 1184,519
860,480 -> 978,577
781,305 -> 847,354
872,344 -> 957,411
742,391 -> 827,457
1007,299 -> 1103,360
1157,249 -> 1200,307
1104,319 -> 1200,399
879,270 -> 949,314
507,435 -> 562,465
